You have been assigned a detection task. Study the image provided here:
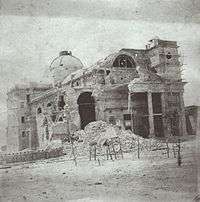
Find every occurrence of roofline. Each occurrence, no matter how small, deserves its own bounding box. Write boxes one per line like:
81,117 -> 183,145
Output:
30,88 -> 57,103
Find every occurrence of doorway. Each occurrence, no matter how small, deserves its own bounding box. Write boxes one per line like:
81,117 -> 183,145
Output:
77,92 -> 96,129
132,93 -> 149,138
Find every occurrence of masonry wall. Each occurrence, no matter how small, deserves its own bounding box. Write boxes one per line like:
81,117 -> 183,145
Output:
7,89 -> 25,152
7,85 -> 52,152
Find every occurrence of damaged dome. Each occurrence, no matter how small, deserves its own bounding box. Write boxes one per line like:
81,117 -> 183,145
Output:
49,51 -> 84,85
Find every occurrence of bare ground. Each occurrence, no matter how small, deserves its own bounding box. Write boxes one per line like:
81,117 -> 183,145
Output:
0,141 -> 197,202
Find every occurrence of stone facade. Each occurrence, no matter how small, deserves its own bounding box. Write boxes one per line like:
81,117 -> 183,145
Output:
6,38 -> 188,152
6,83 -> 52,152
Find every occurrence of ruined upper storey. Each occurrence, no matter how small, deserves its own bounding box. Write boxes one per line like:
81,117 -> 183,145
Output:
50,38 -> 181,89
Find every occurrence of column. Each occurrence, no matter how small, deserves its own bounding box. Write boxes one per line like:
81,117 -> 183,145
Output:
179,91 -> 187,137
147,92 -> 154,137
161,92 -> 168,137
128,92 -> 131,112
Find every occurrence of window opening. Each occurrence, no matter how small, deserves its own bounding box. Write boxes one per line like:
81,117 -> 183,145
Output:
37,107 -> 42,114
26,94 -> 30,103
21,116 -> 25,123
47,102 -> 52,107
58,95 -> 65,110
22,131 -> 26,138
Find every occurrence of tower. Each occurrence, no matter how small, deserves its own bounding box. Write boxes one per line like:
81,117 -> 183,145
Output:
147,38 -> 182,81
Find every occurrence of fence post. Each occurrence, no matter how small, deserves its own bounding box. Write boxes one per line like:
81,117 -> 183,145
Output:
166,139 -> 170,158
177,139 -> 182,166
118,137 -> 124,159
94,145 -> 97,161
137,137 -> 140,159
71,137 -> 77,166
89,146 -> 92,161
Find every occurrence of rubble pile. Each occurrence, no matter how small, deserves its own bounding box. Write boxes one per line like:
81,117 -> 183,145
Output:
44,140 -> 63,151
63,130 -> 88,158
117,129 -> 138,152
119,129 -> 167,152
62,121 -> 117,157
63,121 -> 170,158
74,121 -> 133,156
84,121 -> 111,144
75,121 -> 110,157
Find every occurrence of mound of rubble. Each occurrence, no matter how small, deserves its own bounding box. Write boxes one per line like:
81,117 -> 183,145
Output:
46,120 -> 172,159
43,140 -> 63,151
84,121 -> 118,145
68,121 -> 167,157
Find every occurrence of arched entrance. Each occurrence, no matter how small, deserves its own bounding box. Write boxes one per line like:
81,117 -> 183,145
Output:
77,92 -> 96,129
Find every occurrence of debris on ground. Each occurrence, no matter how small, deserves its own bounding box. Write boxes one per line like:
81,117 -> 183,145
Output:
41,139 -> 63,151
64,121 -> 182,159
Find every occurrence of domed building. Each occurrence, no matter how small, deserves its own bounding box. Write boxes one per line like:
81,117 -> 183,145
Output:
6,38 -> 188,152
49,51 -> 84,86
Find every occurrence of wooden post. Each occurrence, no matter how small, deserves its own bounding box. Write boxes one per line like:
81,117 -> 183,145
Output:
94,145 -> 97,161
106,146 -> 109,160
166,139 -> 170,158
107,145 -> 113,161
172,143 -> 176,158
89,146 -> 92,161
137,136 -> 140,159
111,140 -> 117,160
177,138 -> 182,166
129,93 -> 137,161
71,137 -> 77,166
97,158 -> 101,166
118,137 -> 124,159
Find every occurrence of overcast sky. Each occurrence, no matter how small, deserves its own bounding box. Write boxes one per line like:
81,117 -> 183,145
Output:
0,0 -> 200,145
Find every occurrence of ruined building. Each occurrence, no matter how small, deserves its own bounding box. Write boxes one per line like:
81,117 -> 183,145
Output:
7,38 -> 188,152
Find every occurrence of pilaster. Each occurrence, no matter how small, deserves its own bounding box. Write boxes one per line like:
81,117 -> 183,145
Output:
179,91 -> 187,137
161,92 -> 168,137
147,92 -> 154,137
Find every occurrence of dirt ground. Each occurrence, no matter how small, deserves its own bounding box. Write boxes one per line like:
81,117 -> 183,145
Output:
0,140 -> 198,202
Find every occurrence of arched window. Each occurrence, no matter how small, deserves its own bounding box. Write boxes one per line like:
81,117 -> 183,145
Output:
37,107 -> 42,114
113,54 -> 136,68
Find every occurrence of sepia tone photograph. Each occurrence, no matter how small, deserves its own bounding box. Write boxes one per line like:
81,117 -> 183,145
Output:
0,0 -> 200,201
